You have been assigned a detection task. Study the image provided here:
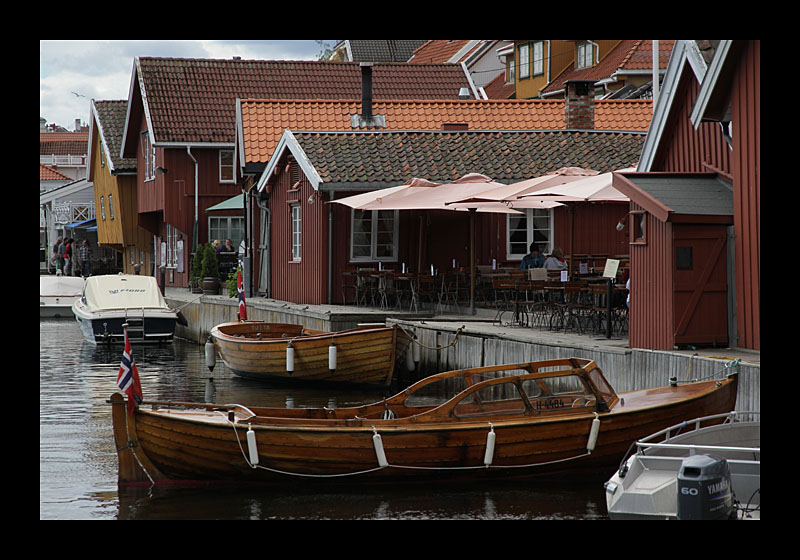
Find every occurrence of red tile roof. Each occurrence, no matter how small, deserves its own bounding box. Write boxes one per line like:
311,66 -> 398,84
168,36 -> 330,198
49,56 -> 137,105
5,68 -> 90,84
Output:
409,40 -> 481,63
132,57 -> 475,145
240,98 -> 652,162
40,163 -> 72,181
40,132 -> 88,155
543,40 -> 675,95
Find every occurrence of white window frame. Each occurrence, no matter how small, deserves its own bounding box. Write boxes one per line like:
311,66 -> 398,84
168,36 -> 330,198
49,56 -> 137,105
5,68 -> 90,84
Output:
108,194 -> 114,220
291,205 -> 301,261
518,43 -> 530,79
219,149 -> 235,183
100,196 -> 106,220
349,209 -> 399,263
576,42 -> 594,69
208,216 -> 245,249
506,209 -> 553,260
141,131 -> 155,181
166,224 -> 179,267
532,41 -> 544,76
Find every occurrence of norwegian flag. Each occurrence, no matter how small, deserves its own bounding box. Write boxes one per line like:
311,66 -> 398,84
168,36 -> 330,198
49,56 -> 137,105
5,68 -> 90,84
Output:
116,325 -> 143,415
237,267 -> 248,320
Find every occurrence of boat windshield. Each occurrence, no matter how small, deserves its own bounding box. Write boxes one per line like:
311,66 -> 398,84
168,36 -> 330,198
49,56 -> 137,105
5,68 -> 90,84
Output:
405,375 -> 469,408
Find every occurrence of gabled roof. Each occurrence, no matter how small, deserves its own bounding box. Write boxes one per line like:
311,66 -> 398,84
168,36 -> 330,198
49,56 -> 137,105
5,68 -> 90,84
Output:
89,100 -> 137,177
335,40 -> 427,62
542,40 -> 675,96
40,163 -> 72,181
409,40 -> 484,64
239,97 -> 653,165
259,129 -> 645,192
636,40 -> 710,171
121,57 -> 477,156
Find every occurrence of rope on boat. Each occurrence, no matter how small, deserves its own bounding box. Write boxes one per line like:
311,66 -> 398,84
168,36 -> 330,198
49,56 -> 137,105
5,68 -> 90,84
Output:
222,414 -> 595,479
123,408 -> 155,488
671,358 -> 741,385
399,324 -> 464,351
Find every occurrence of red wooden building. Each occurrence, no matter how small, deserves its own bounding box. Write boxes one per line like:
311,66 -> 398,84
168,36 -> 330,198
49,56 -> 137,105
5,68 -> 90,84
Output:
256,128 -> 644,305
613,40 -> 759,351
119,57 -> 478,287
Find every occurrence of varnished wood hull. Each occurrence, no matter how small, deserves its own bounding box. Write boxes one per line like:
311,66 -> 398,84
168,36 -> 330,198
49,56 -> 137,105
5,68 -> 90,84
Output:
111,371 -> 737,486
210,322 -> 403,386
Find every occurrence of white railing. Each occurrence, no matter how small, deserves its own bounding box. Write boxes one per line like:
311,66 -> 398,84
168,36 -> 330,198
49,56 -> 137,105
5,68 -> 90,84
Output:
52,203 -> 95,224
40,155 -> 86,166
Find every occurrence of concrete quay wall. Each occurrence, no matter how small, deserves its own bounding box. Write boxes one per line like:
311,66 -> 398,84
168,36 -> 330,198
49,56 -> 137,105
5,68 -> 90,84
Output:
167,291 -> 759,413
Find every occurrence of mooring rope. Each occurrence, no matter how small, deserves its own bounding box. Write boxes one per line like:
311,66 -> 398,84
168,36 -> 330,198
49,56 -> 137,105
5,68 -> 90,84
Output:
223,413 -> 592,479
399,324 -> 464,351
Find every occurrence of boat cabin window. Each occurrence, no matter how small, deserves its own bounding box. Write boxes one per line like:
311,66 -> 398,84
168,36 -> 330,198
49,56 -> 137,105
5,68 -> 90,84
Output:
453,381 -> 526,417
522,374 -> 596,411
587,367 -> 616,407
405,376 -> 468,408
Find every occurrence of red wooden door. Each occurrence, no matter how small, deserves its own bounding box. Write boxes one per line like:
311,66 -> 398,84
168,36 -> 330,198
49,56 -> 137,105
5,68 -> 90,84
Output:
672,224 -> 728,347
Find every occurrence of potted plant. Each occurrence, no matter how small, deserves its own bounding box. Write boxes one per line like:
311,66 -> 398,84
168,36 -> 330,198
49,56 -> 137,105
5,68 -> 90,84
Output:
189,246 -> 203,293
201,243 -> 220,294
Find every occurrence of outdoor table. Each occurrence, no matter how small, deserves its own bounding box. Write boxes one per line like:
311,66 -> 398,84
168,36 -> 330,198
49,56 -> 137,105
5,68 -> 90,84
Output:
394,273 -> 418,311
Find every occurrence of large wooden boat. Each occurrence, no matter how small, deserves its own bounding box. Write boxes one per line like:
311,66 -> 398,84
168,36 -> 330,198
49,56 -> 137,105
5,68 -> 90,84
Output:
209,321 -> 405,386
111,358 -> 738,486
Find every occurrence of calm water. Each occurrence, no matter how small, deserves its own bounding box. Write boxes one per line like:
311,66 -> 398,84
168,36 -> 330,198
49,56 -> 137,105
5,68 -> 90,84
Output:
40,318 -> 610,520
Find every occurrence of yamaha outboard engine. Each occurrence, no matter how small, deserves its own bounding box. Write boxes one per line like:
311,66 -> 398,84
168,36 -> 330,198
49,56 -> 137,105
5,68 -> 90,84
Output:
677,454 -> 734,520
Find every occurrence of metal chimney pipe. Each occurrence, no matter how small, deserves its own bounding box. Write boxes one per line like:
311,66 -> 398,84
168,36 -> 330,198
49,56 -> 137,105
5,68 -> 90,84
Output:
360,62 -> 373,119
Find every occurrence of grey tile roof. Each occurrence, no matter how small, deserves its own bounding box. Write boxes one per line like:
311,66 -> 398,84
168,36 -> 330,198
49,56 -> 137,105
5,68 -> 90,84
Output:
94,100 -> 137,173
291,130 -> 646,186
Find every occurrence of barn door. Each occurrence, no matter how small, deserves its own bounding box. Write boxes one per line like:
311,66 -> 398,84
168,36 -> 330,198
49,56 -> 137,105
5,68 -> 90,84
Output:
673,225 -> 728,347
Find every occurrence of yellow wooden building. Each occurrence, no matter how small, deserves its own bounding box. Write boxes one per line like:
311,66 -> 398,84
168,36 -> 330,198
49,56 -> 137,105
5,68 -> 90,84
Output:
88,100 -> 153,275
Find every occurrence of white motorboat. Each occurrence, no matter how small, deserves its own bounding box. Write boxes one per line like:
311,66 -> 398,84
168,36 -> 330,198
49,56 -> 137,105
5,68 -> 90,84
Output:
72,274 -> 185,344
40,275 -> 85,318
604,411 -> 760,520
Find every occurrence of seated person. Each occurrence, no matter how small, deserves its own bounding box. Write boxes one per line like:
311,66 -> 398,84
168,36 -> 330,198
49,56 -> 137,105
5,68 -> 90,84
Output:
544,247 -> 568,270
520,243 -> 545,270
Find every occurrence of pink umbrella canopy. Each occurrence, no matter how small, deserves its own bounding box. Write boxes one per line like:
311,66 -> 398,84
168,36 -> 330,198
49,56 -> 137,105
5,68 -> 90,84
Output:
332,177 -> 440,209
358,173 -> 522,213
516,168 -> 634,202
446,167 -> 598,208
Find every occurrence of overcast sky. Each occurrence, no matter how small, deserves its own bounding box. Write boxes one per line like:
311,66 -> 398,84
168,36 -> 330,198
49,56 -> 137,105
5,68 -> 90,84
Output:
40,40 -> 336,131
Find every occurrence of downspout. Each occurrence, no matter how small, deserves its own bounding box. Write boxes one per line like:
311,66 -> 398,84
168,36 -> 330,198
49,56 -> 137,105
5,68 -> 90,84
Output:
187,146 -> 199,252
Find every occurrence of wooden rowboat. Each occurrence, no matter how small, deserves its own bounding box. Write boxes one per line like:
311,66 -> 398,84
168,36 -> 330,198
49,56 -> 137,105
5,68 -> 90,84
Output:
111,358 -> 738,486
209,322 -> 406,386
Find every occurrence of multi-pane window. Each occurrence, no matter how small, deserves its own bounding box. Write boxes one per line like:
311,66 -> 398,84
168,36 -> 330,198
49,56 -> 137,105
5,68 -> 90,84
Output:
108,194 -> 114,220
518,43 -> 530,79
166,224 -> 179,267
576,42 -> 594,69
507,209 -> 553,259
350,209 -> 398,262
532,41 -> 544,75
291,206 -> 301,261
209,216 -> 245,249
141,131 -> 155,180
219,150 -> 235,183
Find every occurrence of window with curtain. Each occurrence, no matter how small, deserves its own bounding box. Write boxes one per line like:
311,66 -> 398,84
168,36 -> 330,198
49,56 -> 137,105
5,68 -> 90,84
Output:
350,209 -> 398,262
507,209 -> 553,259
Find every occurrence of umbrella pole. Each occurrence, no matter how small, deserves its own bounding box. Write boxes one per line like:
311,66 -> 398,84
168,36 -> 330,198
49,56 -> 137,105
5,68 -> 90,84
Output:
469,208 -> 476,315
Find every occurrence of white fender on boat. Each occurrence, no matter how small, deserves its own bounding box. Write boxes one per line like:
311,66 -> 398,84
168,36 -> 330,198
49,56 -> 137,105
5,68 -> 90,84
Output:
587,413 -> 601,452
246,425 -> 259,466
405,341 -> 415,371
286,341 -> 295,373
412,334 -> 420,363
328,341 -> 337,371
484,423 -> 496,466
372,427 -> 388,467
205,337 -> 216,372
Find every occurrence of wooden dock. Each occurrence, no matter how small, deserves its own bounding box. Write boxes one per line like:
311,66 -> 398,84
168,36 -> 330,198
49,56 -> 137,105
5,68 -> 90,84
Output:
165,288 -> 759,413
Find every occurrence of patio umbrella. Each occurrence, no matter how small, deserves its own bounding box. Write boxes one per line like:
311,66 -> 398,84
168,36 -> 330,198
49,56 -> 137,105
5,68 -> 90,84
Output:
445,167 -> 599,209
516,168 -> 634,276
333,174 -> 539,314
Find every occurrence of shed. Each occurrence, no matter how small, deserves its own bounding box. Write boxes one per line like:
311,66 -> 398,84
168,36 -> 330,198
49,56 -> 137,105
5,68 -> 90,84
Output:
613,171 -> 734,349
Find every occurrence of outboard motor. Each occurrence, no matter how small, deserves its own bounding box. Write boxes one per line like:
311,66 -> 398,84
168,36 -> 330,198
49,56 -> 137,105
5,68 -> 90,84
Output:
677,454 -> 734,520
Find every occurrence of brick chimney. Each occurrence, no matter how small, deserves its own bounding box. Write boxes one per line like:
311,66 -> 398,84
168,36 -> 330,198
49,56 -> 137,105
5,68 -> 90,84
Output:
565,80 -> 596,130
